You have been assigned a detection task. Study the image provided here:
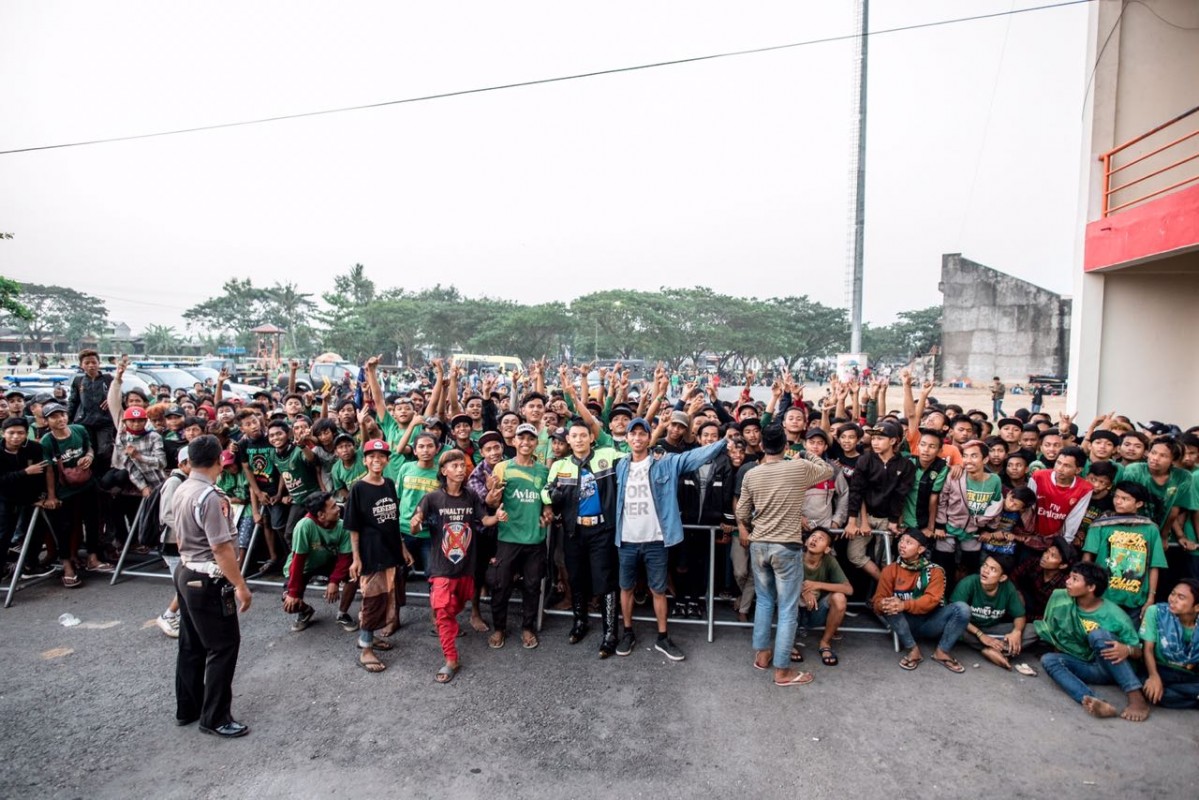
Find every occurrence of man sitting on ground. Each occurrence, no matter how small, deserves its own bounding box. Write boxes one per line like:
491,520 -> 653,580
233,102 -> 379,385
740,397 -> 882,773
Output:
798,527 -> 853,667
282,492 -> 358,633
1036,561 -> 1150,722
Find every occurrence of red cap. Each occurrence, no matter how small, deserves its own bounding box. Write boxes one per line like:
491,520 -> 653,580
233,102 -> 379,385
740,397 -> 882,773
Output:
220,451 -> 236,466
363,438 -> 391,455
123,407 -> 148,421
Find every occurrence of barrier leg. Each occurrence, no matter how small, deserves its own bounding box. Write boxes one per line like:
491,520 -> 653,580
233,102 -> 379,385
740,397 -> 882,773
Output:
110,498 -> 147,586
880,532 -> 899,653
4,508 -> 52,608
707,527 -> 716,644
240,523 -> 262,576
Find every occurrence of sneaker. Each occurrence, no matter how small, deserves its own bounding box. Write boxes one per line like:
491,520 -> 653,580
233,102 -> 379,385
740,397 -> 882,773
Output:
615,629 -> 636,657
654,636 -> 685,662
669,601 -> 686,619
336,612 -> 359,632
21,562 -> 57,579
291,604 -> 316,632
157,613 -> 180,639
686,601 -> 704,619
247,559 -> 280,580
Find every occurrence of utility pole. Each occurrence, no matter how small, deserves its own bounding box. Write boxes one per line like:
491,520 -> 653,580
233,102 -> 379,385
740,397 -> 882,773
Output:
847,0 -> 869,354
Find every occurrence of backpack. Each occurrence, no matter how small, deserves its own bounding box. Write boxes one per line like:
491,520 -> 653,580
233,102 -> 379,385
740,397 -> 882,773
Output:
137,482 -> 166,547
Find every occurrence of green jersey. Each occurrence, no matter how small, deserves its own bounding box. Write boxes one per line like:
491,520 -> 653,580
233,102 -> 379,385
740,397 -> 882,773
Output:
217,469 -> 250,503
331,455 -> 366,495
42,424 -> 93,500
903,457 -> 948,530
283,516 -> 352,579
272,445 -> 320,503
1082,514 -> 1168,610
395,460 -> 440,538
951,574 -> 1026,629
1180,467 -> 1199,557
1120,462 -> 1192,529
378,411 -> 422,454
493,458 -> 550,545
1034,589 -> 1139,662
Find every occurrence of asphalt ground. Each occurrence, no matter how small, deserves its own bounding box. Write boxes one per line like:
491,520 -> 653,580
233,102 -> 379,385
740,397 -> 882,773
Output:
2,569 -> 1196,800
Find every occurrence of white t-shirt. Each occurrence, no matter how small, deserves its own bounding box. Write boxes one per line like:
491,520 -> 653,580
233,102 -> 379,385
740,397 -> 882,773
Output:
621,457 -> 662,544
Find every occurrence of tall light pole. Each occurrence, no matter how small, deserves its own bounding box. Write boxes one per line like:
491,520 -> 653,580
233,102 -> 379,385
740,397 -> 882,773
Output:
847,0 -> 869,354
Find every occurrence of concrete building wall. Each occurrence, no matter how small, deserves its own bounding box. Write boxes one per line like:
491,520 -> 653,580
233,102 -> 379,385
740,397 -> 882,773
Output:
1093,251 -> 1199,425
940,253 -> 1070,384
1070,0 -> 1199,423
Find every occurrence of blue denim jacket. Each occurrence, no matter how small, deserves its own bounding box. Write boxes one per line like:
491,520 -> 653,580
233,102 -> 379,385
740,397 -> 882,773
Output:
614,439 -> 728,548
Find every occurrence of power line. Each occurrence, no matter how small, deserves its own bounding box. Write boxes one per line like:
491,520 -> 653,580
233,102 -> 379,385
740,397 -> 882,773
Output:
0,0 -> 1096,157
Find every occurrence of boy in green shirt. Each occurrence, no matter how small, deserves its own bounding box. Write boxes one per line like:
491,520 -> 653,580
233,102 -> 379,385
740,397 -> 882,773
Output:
1120,439 -> 1192,535
282,492 -> 357,633
1082,481 -> 1168,624
329,433 -> 365,504
1037,561 -> 1150,721
954,554 -> 1034,672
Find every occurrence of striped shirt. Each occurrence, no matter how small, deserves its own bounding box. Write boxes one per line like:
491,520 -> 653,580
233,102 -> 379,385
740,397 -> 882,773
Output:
736,455 -> 833,544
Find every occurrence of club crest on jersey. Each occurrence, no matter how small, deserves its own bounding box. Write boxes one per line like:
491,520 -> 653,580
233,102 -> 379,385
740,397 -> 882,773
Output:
441,521 -> 472,564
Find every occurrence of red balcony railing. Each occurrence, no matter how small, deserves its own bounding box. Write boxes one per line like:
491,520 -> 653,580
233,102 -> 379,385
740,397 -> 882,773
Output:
1100,104 -> 1199,217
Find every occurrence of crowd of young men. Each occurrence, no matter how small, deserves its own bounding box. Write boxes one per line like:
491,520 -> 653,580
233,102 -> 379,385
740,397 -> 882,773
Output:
2,351 -> 1198,731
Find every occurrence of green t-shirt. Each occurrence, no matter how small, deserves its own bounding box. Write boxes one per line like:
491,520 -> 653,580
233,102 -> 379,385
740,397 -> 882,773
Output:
378,411 -> 422,454
1180,467 -> 1199,557
217,469 -> 249,503
1138,604 -> 1196,673
493,459 -> 550,545
1034,589 -> 1139,661
272,445 -> 320,503
283,516 -> 352,579
802,552 -> 848,602
331,455 -> 366,495
903,458 -> 948,530
395,460 -> 440,538
1082,515 -> 1168,610
951,574 -> 1026,629
1082,459 -> 1123,483
1120,462 -> 1192,529
42,424 -> 93,499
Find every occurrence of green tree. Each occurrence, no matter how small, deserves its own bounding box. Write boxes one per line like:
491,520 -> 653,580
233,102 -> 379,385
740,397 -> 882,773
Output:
142,324 -> 180,355
183,278 -> 269,342
0,276 -> 32,322
0,282 -> 108,352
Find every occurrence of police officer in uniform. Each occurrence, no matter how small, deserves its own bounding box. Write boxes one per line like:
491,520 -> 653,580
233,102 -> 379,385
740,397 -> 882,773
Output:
171,435 -> 253,737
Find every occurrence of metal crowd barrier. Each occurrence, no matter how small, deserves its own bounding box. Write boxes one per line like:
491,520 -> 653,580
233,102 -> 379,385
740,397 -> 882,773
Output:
2,507 -> 58,608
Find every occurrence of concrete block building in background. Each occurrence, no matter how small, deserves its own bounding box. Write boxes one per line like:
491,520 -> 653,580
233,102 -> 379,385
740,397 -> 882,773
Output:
1071,0 -> 1198,427
939,253 -> 1071,385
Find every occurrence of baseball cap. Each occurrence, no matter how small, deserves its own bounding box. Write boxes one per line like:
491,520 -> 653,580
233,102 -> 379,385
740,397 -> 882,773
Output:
804,427 -> 830,442
627,417 -> 652,434
363,439 -> 391,455
177,448 -> 191,464
1090,430 -> 1120,445
739,416 -> 762,430
669,411 -> 690,427
449,413 -> 472,429
872,421 -> 903,440
165,405 -> 185,418
4,388 -> 24,398
997,417 -> 1023,429
550,427 -> 568,442
220,451 -> 236,466
32,392 -> 54,405
333,433 -> 356,447
477,431 -> 503,448
609,404 -> 634,419
515,423 -> 539,438
41,402 -> 67,417
123,406 -> 148,421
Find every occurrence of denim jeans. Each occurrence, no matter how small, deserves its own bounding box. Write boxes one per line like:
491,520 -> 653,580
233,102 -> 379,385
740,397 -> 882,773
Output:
1041,628 -> 1143,704
749,541 -> 804,670
1154,665 -> 1199,709
883,601 -> 971,652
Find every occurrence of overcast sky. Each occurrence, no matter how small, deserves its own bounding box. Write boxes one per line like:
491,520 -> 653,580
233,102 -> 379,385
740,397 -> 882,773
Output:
0,0 -> 1090,336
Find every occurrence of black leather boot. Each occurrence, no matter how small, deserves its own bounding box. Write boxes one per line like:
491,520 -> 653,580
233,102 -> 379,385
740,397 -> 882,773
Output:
568,596 -> 589,644
599,592 -> 619,658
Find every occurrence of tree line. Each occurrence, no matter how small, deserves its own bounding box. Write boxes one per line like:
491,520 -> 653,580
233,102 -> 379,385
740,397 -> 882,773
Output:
0,265 -> 941,369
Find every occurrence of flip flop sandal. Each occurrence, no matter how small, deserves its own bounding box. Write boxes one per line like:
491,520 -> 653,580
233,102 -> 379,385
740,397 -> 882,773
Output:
789,646 -> 804,663
934,656 -> 965,674
521,632 -> 539,650
357,638 -> 394,651
435,664 -> 459,684
819,646 -> 839,666
62,574 -> 83,588
1014,662 -> 1038,677
488,632 -> 506,649
898,656 -> 922,671
774,671 -> 815,687
753,654 -> 772,671
357,655 -> 386,673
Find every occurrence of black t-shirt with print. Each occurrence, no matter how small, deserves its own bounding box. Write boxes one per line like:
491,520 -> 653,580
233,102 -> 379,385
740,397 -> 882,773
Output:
417,488 -> 487,579
343,478 -> 404,574
238,433 -> 279,494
